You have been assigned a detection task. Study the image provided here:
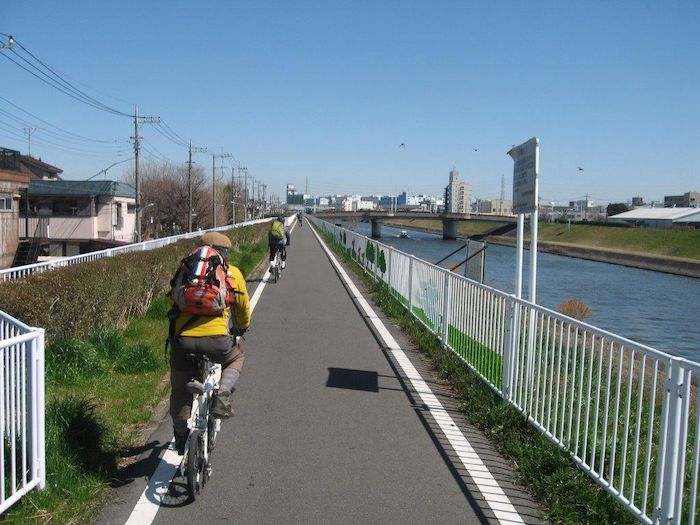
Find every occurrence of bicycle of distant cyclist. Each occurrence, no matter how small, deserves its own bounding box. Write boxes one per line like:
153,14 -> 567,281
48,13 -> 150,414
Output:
181,353 -> 222,501
269,245 -> 283,283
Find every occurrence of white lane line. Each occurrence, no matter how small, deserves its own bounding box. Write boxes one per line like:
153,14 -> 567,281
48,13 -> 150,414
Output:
125,259 -> 272,524
310,226 -> 526,525
124,448 -> 181,525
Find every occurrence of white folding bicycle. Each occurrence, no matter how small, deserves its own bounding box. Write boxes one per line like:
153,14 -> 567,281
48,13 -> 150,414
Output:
181,352 -> 222,500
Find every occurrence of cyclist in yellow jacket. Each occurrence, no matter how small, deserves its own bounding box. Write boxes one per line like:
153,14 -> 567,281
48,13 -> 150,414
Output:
268,215 -> 290,270
169,231 -> 251,454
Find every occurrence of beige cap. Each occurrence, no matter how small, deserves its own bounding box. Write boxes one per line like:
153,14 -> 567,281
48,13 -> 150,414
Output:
201,231 -> 232,248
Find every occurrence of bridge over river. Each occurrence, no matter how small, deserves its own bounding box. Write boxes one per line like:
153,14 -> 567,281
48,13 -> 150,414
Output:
315,210 -> 517,240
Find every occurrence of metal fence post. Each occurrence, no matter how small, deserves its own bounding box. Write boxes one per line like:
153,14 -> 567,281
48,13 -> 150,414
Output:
374,241 -> 379,280
386,248 -> 392,290
441,270 -> 451,345
407,256 -> 414,314
502,296 -> 517,401
35,328 -> 45,489
653,358 -> 684,524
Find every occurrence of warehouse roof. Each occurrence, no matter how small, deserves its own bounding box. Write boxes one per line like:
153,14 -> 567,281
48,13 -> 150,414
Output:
609,207 -> 700,221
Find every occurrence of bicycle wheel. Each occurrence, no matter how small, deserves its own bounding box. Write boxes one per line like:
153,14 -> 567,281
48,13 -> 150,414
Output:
273,257 -> 279,283
186,430 -> 204,500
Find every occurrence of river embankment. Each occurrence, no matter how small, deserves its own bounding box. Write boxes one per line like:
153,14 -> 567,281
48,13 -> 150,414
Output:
383,220 -> 700,278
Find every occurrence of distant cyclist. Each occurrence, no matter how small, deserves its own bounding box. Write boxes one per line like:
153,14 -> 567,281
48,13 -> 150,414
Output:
297,211 -> 303,227
268,215 -> 290,270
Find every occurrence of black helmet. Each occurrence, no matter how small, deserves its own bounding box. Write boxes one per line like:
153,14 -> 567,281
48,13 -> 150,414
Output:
277,215 -> 284,221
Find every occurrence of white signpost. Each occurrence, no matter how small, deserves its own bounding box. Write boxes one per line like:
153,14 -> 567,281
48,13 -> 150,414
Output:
505,137 -> 539,402
507,137 -> 539,301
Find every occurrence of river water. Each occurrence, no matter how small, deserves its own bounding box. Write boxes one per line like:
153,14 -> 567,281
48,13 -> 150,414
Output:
345,222 -> 700,361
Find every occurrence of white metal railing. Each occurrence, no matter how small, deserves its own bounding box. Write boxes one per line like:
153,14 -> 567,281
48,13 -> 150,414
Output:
0,310 -> 45,515
0,218 -> 271,283
312,216 -> 700,525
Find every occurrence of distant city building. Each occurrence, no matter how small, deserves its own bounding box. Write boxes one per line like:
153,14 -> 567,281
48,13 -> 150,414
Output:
563,199 -> 605,222
445,168 -> 471,214
631,196 -> 645,207
477,199 -> 512,215
664,191 -> 700,208
286,184 -> 303,206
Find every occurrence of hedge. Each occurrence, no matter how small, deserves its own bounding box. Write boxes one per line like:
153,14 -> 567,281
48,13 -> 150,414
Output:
0,223 -> 268,342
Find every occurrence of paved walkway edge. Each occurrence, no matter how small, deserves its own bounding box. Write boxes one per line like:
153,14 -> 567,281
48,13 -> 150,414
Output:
310,224 -> 527,525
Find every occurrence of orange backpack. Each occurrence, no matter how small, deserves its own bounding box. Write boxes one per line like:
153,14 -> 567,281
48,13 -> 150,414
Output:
169,245 -> 237,316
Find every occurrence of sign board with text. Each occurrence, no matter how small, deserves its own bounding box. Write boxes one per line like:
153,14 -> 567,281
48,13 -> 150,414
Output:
508,137 -> 539,214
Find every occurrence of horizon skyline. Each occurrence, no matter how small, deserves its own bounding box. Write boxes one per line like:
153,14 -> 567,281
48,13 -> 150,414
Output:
2,2 -> 698,207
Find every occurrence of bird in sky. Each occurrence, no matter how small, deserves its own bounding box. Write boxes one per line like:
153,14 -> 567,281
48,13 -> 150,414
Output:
578,166 -> 584,171
399,143 -> 405,147
473,148 -> 479,151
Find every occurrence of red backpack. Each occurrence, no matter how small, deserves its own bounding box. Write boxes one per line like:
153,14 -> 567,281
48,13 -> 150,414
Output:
169,245 -> 237,316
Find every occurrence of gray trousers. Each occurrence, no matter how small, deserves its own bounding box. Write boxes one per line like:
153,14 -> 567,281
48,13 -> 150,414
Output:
169,335 -> 245,433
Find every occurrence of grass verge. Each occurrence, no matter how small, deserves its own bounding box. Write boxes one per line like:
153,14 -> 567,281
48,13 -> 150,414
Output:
3,234 -> 269,524
314,222 -> 636,525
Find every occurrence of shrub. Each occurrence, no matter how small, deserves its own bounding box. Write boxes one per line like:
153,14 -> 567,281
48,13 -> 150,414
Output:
114,342 -> 160,374
88,327 -> 127,360
47,339 -> 108,382
557,299 -> 592,321
45,396 -> 116,476
0,224 -> 268,343
144,293 -> 170,320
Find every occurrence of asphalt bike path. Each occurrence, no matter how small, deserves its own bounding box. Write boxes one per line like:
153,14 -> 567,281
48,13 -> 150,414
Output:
96,220 -> 542,524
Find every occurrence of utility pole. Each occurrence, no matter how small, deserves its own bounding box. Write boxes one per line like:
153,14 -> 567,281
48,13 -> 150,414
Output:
23,127 -> 36,156
262,184 -> 267,217
211,152 -> 231,227
242,167 -> 248,221
132,105 -> 160,243
187,142 -> 207,233
231,167 -> 244,224
250,176 -> 256,218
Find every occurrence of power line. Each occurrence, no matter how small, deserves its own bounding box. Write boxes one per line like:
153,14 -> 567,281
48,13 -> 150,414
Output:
85,157 -> 134,180
0,95 -> 124,144
3,37 -> 131,117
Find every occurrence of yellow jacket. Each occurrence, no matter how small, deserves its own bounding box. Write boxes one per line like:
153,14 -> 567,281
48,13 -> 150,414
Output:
173,264 -> 251,337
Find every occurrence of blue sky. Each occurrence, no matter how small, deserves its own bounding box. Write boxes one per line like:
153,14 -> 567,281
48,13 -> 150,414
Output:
1,1 -> 698,205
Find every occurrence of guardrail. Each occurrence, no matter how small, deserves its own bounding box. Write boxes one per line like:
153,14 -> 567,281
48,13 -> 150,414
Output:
1,219 -> 271,283
311,216 -> 700,525
0,311 -> 45,515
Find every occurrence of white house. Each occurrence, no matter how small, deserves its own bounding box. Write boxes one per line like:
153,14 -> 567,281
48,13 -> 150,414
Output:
23,179 -> 136,261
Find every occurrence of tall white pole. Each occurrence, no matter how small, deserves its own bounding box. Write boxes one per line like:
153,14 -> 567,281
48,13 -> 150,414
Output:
515,213 -> 524,299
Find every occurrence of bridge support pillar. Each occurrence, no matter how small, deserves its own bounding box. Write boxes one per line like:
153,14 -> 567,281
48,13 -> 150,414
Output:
371,219 -> 381,239
442,218 -> 457,240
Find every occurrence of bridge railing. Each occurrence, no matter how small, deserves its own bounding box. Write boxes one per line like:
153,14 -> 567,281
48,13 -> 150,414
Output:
0,219 -> 271,283
0,311 -> 45,515
311,216 -> 699,525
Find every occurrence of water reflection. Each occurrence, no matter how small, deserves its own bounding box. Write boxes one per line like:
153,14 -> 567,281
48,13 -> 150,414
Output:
347,221 -> 700,360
